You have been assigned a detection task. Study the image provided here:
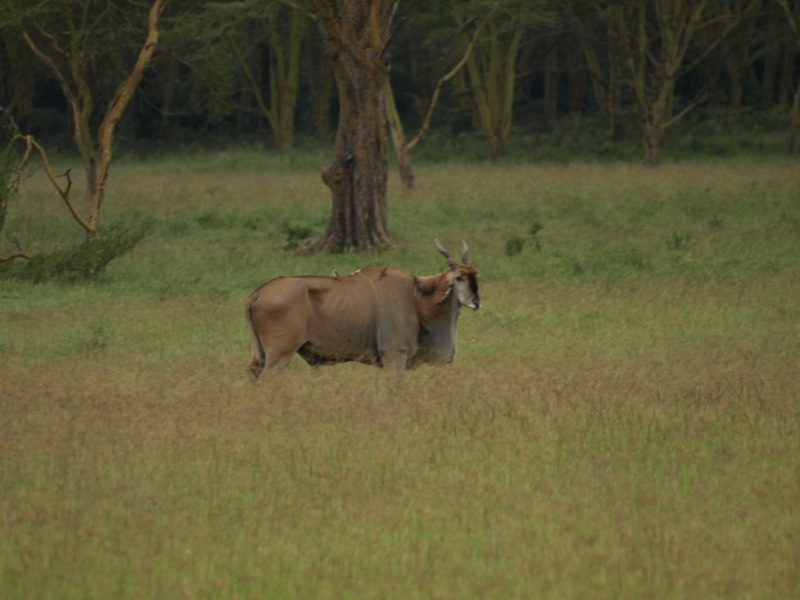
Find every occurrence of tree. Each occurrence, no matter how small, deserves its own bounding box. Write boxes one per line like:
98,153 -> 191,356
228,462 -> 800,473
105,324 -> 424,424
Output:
16,0 -> 167,239
778,0 -> 800,155
721,1 -> 763,108
569,1 -> 626,139
601,0 -> 759,167
0,111 -> 154,278
384,16 -> 485,190
456,6 -> 523,157
453,0 -> 555,157
231,1 -> 309,149
161,0 -> 309,149
308,0 -> 399,252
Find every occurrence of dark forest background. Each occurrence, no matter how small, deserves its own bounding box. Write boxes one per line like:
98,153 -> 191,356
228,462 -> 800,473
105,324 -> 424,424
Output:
1,0 -> 799,163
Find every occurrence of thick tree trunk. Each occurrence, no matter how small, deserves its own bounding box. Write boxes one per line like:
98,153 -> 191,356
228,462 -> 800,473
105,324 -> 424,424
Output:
309,0 -> 394,252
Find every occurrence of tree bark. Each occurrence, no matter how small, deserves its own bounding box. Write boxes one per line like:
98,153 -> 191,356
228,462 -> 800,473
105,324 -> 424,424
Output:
309,0 -> 395,252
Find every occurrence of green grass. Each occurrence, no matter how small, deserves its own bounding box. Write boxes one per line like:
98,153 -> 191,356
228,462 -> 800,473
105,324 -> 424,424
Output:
1,153 -> 799,598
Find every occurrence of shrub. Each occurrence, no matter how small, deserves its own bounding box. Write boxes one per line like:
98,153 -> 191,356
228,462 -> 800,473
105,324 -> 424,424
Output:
0,217 -> 155,283
281,221 -> 315,250
505,236 -> 524,256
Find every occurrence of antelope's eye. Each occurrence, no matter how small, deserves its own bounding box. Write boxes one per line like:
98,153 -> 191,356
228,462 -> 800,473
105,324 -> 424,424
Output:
455,275 -> 464,282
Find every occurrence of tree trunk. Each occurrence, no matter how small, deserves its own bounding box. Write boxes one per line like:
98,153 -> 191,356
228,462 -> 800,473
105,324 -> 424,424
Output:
160,55 -> 180,139
642,118 -> 661,167
778,45 -> 797,109
464,22 -> 523,158
761,43 -> 778,109
760,7 -> 781,109
777,0 -> 800,153
384,79 -> 414,190
268,5 -> 305,150
543,33 -> 559,123
786,85 -> 800,155
567,41 -> 586,112
382,20 -> 483,193
727,50 -> 745,109
309,0 -> 394,252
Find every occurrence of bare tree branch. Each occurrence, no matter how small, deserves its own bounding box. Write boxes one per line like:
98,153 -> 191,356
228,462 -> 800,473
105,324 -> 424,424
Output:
406,18 -> 486,152
1,235 -> 31,263
15,134 -> 91,233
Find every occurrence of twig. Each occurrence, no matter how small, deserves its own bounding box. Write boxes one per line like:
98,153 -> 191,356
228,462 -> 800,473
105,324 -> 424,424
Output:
15,133 -> 91,234
1,236 -> 31,262
0,252 -> 32,263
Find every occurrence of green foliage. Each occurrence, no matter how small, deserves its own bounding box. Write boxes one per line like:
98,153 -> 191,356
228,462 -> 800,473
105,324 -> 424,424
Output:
0,217 -> 155,283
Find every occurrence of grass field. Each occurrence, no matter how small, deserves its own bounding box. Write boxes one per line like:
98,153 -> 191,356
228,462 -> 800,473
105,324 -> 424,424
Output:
1,151 -> 799,598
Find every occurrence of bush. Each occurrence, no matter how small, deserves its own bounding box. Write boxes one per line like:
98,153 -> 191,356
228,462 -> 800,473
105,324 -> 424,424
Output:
505,236 -> 524,256
281,221 -> 315,250
0,217 -> 155,283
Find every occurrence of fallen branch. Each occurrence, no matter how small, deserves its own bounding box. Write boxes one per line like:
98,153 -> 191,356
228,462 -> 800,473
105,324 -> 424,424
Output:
0,236 -> 31,263
0,252 -> 32,263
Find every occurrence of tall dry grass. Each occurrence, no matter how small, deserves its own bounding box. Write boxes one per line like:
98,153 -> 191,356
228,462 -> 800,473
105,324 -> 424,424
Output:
1,155 -> 799,598
2,346 -> 798,598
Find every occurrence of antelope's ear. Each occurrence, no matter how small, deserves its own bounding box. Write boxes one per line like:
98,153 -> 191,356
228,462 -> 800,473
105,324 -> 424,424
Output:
438,275 -> 454,304
439,285 -> 452,304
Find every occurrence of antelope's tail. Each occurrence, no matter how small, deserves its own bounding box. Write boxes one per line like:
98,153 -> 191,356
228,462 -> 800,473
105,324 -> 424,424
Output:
245,301 -> 266,379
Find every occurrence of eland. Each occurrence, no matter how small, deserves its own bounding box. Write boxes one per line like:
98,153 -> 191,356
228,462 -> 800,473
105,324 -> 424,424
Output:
245,239 -> 480,378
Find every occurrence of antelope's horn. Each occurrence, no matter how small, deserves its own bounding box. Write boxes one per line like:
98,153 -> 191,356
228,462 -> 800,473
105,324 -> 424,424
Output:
461,240 -> 471,265
435,238 -> 458,269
